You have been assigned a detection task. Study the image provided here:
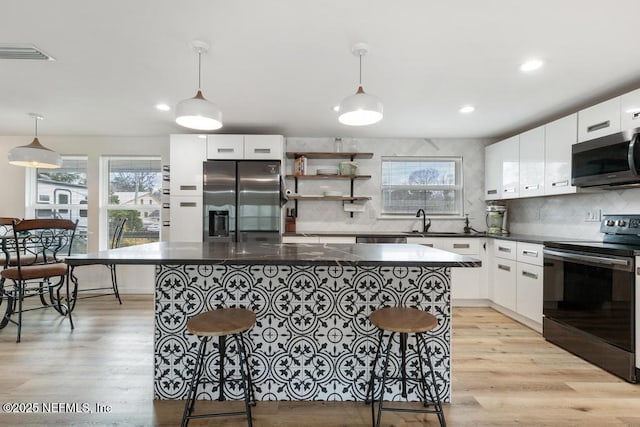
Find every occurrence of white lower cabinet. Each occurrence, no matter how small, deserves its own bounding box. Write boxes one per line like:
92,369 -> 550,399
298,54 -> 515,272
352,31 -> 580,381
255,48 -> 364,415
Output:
492,258 -> 517,311
407,237 -> 487,301
490,239 -> 544,330
169,196 -> 203,242
317,236 -> 356,244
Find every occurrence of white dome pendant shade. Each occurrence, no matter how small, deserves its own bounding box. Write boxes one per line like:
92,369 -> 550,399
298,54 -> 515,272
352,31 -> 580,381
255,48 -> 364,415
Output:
8,113 -> 62,169
175,40 -> 223,131
338,43 -> 383,126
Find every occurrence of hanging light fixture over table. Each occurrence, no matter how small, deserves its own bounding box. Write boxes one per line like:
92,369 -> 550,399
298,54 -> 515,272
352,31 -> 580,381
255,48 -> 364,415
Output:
175,40 -> 223,131
8,113 -> 62,169
338,42 -> 383,126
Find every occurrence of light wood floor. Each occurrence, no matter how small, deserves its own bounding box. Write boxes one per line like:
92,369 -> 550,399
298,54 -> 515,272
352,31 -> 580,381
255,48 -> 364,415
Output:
1,295 -> 639,426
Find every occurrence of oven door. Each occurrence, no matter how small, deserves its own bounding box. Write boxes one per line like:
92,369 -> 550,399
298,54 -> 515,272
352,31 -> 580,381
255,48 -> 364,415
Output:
543,248 -> 635,352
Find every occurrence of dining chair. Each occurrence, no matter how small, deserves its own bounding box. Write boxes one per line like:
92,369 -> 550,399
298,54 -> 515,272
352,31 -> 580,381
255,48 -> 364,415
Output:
0,218 -> 78,342
67,217 -> 127,310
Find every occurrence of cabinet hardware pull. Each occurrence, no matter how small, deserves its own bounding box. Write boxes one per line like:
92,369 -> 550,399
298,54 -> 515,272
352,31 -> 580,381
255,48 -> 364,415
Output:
498,264 -> 511,272
498,246 -> 511,253
524,184 -> 539,190
633,112 -> 640,120
423,244 -> 434,247
179,202 -> 197,207
253,148 -> 271,153
487,189 -> 497,195
163,221 -> 170,227
453,243 -> 470,249
217,148 -> 234,153
587,120 -> 610,133
522,271 -> 538,279
503,187 -> 515,193
522,249 -> 538,257
637,267 -> 640,275
179,185 -> 197,191
552,180 -> 568,187
162,203 -> 170,209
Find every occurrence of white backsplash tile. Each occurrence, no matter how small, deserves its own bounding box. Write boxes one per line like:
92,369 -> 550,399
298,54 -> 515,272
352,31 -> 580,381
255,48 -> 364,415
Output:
285,137 -> 492,234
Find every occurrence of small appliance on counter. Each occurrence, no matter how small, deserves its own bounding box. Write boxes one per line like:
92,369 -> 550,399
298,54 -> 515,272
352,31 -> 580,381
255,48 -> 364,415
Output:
486,202 -> 508,234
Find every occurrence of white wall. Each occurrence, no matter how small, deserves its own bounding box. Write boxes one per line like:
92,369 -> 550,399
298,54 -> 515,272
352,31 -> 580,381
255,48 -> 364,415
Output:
0,135 -> 169,294
285,137 -> 493,234
507,188 -> 640,240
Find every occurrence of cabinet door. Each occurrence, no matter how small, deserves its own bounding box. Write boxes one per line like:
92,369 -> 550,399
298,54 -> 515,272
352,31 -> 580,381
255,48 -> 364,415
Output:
169,196 -> 203,242
438,239 -> 480,254
544,114 -> 577,195
578,97 -> 621,142
170,134 -> 206,196
620,88 -> 640,131
207,135 -> 244,159
519,126 -> 545,197
244,135 -> 283,160
516,263 -> 543,323
500,136 -> 519,198
484,143 -> 501,200
492,258 -> 516,311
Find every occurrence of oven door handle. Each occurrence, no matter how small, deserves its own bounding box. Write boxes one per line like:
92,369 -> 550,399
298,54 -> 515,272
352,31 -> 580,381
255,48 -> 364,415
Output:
544,248 -> 632,269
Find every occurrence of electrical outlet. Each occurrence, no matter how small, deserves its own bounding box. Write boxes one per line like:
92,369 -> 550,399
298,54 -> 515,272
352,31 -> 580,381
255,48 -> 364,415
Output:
584,209 -> 602,222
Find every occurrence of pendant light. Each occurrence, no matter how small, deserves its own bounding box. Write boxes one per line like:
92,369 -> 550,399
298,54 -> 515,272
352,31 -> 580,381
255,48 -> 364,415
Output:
8,113 -> 62,169
338,42 -> 383,126
175,40 -> 223,130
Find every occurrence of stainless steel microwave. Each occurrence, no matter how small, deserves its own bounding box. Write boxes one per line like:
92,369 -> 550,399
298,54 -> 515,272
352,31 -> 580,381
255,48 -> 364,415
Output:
571,129 -> 640,188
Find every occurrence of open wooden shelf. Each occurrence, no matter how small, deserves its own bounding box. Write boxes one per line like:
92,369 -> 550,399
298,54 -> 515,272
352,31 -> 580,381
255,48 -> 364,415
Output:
285,152 -> 373,160
287,195 -> 371,201
285,174 -> 371,180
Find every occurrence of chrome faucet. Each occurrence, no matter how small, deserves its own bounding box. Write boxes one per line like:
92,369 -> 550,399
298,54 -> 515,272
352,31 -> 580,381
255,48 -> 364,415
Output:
415,209 -> 431,233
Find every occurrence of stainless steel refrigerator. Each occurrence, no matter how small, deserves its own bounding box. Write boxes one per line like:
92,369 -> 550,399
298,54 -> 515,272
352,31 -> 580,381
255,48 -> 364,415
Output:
203,160 -> 281,243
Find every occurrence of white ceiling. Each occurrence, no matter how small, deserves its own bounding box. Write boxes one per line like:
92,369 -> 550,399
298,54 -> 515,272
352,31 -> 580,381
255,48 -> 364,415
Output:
2,0 -> 640,139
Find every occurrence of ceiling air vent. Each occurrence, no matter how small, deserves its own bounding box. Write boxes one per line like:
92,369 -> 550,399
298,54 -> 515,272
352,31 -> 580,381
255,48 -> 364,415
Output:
0,44 -> 55,61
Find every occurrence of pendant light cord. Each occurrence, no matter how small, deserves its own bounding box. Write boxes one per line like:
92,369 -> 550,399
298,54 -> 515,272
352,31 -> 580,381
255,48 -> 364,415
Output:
359,54 -> 363,86
197,51 -> 202,90
34,116 -> 38,137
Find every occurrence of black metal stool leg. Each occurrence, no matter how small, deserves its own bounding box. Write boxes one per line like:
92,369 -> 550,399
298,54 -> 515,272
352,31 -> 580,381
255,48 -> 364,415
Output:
400,332 -> 408,398
181,336 -> 209,427
417,333 -> 446,427
218,335 -> 226,401
374,331 -> 396,427
365,329 -> 385,404
238,333 -> 256,406
233,333 -> 253,427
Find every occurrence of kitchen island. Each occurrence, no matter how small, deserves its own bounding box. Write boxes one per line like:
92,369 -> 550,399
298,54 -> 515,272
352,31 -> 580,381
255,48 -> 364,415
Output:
66,242 -> 480,402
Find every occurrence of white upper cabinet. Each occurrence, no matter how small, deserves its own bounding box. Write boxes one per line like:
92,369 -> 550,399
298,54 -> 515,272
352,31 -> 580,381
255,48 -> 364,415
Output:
206,135 -> 245,159
544,114 -> 577,196
518,126 -> 545,197
170,134 -> 207,196
207,135 -> 283,160
578,97 -> 621,142
244,135 -> 284,159
620,88 -> 640,131
484,143 -> 501,200
500,136 -> 519,198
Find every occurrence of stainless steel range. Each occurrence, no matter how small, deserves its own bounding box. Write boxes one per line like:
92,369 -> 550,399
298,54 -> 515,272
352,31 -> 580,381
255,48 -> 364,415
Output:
543,214 -> 639,383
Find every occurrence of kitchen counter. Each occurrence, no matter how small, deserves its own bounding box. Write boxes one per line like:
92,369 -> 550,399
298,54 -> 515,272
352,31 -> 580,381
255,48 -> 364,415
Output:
67,242 -> 479,402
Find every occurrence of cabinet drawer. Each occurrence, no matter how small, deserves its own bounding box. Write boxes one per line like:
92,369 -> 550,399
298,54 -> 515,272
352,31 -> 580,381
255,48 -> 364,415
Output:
516,242 -> 543,266
207,135 -> 244,159
578,97 -> 621,142
439,239 -> 480,255
493,239 -> 517,260
244,135 -> 283,160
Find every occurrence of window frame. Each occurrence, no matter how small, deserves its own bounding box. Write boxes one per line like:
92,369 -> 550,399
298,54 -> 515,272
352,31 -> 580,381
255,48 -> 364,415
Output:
99,155 -> 163,250
380,156 -> 464,218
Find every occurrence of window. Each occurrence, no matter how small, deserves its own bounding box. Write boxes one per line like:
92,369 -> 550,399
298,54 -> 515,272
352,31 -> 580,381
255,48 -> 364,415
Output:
29,156 -> 89,254
381,156 -> 463,216
102,157 -> 162,248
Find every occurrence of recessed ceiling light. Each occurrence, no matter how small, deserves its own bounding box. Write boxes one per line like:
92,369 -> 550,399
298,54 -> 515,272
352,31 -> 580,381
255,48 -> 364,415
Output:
155,103 -> 171,111
459,105 -> 475,114
520,59 -> 544,72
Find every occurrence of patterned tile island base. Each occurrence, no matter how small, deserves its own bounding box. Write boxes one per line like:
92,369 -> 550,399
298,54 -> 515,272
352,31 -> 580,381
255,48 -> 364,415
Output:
154,264 -> 451,402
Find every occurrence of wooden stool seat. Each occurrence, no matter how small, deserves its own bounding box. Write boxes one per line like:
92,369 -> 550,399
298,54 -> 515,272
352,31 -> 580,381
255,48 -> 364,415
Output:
187,308 -> 256,337
369,307 -> 437,334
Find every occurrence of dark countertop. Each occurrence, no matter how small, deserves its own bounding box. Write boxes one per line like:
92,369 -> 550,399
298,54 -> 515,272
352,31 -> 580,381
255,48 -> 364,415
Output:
66,241 -> 481,268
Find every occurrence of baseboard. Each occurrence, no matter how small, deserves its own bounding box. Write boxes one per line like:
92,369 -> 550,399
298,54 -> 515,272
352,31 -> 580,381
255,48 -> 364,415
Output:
490,302 -> 542,333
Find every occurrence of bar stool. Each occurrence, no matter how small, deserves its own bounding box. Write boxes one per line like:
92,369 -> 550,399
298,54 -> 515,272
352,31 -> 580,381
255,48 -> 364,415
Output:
181,307 -> 256,427
367,306 -> 446,427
